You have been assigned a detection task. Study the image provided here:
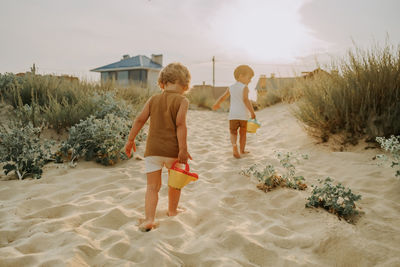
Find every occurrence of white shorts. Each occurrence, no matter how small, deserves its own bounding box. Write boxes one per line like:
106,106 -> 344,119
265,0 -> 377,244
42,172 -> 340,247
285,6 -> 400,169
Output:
145,156 -> 177,174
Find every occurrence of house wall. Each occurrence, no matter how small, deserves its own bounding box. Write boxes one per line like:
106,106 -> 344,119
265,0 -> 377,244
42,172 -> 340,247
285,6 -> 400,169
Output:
147,69 -> 161,92
100,69 -> 161,90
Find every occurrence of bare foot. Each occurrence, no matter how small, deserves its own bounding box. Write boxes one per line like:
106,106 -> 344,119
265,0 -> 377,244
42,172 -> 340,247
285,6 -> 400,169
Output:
138,218 -> 159,232
240,150 -> 250,154
232,145 -> 241,158
167,207 -> 186,217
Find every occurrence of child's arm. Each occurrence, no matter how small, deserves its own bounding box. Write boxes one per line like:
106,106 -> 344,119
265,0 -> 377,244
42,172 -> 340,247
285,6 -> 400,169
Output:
212,89 -> 230,110
124,98 -> 151,157
243,86 -> 256,119
176,98 -> 192,163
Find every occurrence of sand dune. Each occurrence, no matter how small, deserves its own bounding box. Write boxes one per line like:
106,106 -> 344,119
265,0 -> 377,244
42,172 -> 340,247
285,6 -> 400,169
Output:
1,103 -> 399,266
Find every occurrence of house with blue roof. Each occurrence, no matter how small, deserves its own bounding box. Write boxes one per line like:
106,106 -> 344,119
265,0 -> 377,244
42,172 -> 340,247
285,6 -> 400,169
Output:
91,54 -> 163,91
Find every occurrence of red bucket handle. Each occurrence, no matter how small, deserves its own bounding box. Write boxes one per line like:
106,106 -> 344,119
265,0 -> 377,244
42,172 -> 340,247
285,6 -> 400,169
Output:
170,160 -> 198,179
171,160 -> 190,172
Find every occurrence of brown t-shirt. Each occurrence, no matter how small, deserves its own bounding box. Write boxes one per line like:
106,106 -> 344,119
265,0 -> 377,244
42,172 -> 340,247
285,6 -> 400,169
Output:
144,90 -> 186,157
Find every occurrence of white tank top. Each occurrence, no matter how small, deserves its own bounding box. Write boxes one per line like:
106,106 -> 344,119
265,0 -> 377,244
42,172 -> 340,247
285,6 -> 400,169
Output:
229,82 -> 248,120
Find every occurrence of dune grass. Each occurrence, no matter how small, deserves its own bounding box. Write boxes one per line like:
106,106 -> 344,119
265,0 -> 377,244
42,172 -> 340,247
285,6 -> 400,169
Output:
294,42 -> 400,143
256,80 -> 303,109
186,86 -> 216,110
0,73 -> 151,131
186,86 -> 230,111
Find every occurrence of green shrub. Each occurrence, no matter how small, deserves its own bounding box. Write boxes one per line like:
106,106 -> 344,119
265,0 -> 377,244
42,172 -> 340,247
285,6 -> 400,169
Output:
59,114 -> 131,166
294,42 -> 400,143
376,135 -> 400,177
306,177 -> 362,222
90,92 -> 131,120
241,151 -> 308,192
0,120 -> 53,179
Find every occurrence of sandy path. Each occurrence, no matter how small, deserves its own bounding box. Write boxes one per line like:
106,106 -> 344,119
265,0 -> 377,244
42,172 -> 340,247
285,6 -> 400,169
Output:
0,103 -> 399,266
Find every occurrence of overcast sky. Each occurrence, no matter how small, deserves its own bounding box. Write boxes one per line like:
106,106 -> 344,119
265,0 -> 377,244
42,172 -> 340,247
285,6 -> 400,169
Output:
0,0 -> 399,90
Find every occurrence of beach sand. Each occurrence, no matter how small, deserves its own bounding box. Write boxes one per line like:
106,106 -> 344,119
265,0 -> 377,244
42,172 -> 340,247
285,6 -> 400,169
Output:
1,103 -> 399,266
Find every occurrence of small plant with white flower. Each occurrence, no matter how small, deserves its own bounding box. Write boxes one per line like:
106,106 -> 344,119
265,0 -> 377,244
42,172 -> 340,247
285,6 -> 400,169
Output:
306,177 -> 362,223
241,151 -> 308,192
376,135 -> 400,177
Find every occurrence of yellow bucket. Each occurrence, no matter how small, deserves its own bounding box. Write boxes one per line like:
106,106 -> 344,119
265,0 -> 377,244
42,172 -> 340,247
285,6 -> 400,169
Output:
247,119 -> 261,133
168,161 -> 199,189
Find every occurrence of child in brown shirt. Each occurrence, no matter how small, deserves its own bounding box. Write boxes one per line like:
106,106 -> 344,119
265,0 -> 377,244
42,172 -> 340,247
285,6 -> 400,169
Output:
125,62 -> 192,232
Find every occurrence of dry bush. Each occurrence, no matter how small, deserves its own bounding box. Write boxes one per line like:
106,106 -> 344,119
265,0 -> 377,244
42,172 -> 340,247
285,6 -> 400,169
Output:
256,80 -> 303,109
186,87 -> 216,110
294,42 -> 400,143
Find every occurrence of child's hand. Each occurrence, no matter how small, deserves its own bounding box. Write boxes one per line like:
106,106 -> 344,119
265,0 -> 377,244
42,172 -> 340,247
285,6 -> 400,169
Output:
212,103 -> 220,111
251,112 -> 256,119
125,140 -> 136,158
178,150 -> 192,164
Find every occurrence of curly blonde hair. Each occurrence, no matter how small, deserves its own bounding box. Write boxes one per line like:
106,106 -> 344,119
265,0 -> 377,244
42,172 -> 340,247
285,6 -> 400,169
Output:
158,62 -> 191,88
233,65 -> 254,80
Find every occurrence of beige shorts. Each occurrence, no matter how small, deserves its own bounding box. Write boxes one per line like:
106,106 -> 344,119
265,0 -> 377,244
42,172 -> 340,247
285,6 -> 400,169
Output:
145,156 -> 177,173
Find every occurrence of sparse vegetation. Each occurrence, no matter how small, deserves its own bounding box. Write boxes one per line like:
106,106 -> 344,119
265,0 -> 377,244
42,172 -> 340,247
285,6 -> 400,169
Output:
241,151 -> 308,192
306,177 -> 362,223
294,42 -> 400,144
376,135 -> 400,177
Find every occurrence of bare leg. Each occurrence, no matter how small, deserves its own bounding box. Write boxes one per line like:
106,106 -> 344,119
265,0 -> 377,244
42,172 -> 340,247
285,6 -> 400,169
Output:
139,170 -> 162,232
230,133 -> 241,158
239,127 -> 249,154
168,186 -> 181,216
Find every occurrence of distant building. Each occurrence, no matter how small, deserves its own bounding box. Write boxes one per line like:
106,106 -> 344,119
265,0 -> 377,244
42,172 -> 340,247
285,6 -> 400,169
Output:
255,73 -> 297,97
91,54 -> 163,91
301,68 -> 330,79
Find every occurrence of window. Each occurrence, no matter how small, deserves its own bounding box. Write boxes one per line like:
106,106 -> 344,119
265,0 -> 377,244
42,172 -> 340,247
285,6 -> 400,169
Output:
108,71 -> 117,81
129,69 -> 147,86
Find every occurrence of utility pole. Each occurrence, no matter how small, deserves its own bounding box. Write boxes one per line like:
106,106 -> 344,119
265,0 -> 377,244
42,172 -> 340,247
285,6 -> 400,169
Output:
212,56 -> 215,88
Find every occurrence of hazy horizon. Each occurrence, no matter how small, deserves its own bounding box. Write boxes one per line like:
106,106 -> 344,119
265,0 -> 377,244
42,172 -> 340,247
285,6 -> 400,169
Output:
1,0 -> 399,90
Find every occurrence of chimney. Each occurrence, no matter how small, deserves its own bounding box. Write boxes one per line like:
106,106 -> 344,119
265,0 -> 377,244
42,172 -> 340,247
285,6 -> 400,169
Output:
122,54 -> 130,60
151,54 -> 163,66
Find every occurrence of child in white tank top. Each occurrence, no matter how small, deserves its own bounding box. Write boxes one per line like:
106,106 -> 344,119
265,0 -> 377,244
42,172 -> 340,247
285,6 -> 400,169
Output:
212,65 -> 256,158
